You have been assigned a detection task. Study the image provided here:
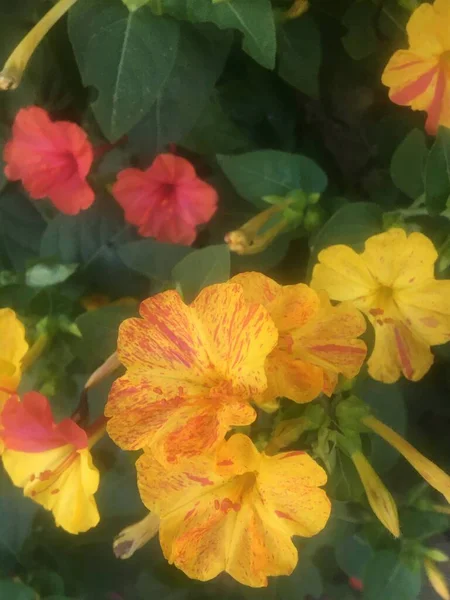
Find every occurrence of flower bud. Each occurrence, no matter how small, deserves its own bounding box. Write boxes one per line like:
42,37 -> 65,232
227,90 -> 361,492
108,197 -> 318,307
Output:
424,559 -> 450,600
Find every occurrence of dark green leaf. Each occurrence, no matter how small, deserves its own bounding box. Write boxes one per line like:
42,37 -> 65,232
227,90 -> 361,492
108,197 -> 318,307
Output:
363,551 -> 421,600
0,581 -> 35,600
277,15 -> 321,98
69,0 -> 180,140
172,244 -> 230,302
335,533 -> 374,579
425,126 -> 450,214
276,558 -> 323,599
341,1 -> 378,60
217,150 -> 327,208
400,508 -> 450,540
118,239 -> 192,280
390,129 -> 427,200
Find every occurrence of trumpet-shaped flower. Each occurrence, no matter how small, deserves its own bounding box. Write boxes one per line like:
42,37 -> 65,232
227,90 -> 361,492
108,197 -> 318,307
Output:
137,434 -> 331,587
311,228 -> 450,382
105,283 -> 278,464
231,272 -> 366,409
0,308 -> 28,409
424,558 -> 450,600
1,392 -> 101,534
112,153 -> 218,245
382,0 -> 450,135
4,106 -> 94,215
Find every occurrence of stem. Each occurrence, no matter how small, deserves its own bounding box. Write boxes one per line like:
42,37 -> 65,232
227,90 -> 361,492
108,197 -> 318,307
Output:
22,333 -> 50,371
86,415 -> 108,449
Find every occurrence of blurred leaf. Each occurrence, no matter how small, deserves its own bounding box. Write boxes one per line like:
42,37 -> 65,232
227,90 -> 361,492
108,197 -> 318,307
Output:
73,304 -> 137,368
118,239 -> 191,281
425,126 -> 450,214
129,23 -> 231,158
217,150 -> 327,208
335,533 -> 374,579
277,15 -> 321,98
276,557 -> 322,599
0,581 -> 35,600
161,0 -> 277,69
363,551 -> 421,600
122,0 -> 150,9
172,244 -> 230,302
341,1 -> 378,60
400,508 -> 450,540
25,263 -> 78,288
308,202 -> 382,276
390,129 -> 427,200
69,0 -> 181,140
328,450 -> 364,502
0,187 -> 46,271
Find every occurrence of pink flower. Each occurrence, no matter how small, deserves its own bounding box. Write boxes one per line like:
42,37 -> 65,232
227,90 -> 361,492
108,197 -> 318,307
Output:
4,106 -> 94,215
112,153 -> 218,245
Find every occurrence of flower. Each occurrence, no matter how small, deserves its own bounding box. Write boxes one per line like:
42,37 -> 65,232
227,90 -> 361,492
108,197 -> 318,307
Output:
137,433 -> 331,587
105,282 -> 277,464
225,204 -> 290,255
311,228 -> 450,382
1,392 -> 101,534
424,558 -> 450,600
4,106 -> 95,215
112,153 -> 218,245
363,415 -> 450,503
114,513 -> 160,559
0,308 -> 28,409
350,449 -> 400,538
381,0 -> 450,135
231,272 -> 366,410
0,0 -> 79,90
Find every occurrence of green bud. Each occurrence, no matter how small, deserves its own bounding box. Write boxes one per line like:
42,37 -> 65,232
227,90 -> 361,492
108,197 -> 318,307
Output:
308,192 -> 321,205
336,395 -> 371,433
424,549 -> 449,563
303,206 -> 326,233
303,403 -> 328,430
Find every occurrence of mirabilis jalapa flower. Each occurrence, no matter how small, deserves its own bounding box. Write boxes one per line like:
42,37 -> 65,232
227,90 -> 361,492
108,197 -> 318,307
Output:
311,228 -> 450,383
137,434 -> 331,587
0,308 -> 28,410
1,392 -> 103,534
105,282 -> 278,464
231,272 -> 367,410
382,0 -> 450,135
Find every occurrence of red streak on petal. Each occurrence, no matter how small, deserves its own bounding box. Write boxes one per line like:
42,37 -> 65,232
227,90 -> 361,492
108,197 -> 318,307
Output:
153,387 -> 163,395
409,277 -> 415,283
184,507 -> 196,521
214,499 -> 220,510
390,66 -> 438,105
275,510 -> 294,521
220,498 -> 240,514
421,316 -> 439,328
217,459 -> 233,466
51,488 -> 60,495
384,318 -> 395,324
29,474 -> 36,482
31,491 -> 37,497
394,327 -> 414,379
39,470 -> 52,481
377,319 -> 384,326
185,473 -> 214,486
309,344 -> 366,354
280,451 -> 306,459
425,67 -> 446,135
369,308 -> 384,316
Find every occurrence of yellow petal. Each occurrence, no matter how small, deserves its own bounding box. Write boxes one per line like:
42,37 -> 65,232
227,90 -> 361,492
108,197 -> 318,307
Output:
350,450 -> 400,538
215,433 -> 261,476
114,513 -> 160,559
231,272 -> 281,307
368,318 -> 433,383
257,450 -> 331,538
396,279 -> 450,346
424,559 -> 450,600
3,446 -> 99,534
363,416 -> 450,503
191,283 -> 278,396
311,245 -> 377,301
406,3 -> 444,54
362,229 -> 437,288
0,309 -> 28,405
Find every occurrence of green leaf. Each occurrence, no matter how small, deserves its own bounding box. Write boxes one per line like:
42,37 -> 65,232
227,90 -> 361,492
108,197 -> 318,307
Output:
118,239 -> 192,280
341,1 -> 378,60
122,0 -> 150,10
425,126 -> 450,214
328,450 -> 364,502
217,150 -> 327,208
69,0 -> 180,140
129,23 -> 230,157
335,533 -> 374,579
0,186 -> 46,271
390,129 -> 427,200
0,581 -> 35,600
363,551 -> 421,600
25,263 -> 78,288
161,0 -> 276,69
73,304 -> 137,368
400,508 -> 450,540
277,15 -> 321,98
308,202 -> 383,277
172,244 -> 230,302
276,558 -> 323,599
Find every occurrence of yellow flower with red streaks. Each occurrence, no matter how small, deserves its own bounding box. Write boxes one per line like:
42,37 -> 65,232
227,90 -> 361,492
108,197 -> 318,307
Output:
105,282 -> 278,464
137,434 -> 331,587
382,0 -> 450,135
1,392 -> 101,534
311,229 -> 450,383
0,308 -> 28,409
231,272 -> 366,410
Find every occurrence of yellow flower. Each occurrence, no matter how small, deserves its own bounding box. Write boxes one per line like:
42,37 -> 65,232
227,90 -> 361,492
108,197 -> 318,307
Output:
350,450 -> 400,538
381,0 -> 450,135
0,308 -> 28,409
1,392 -> 102,534
105,282 -> 278,464
231,272 -> 366,410
137,434 -> 331,587
363,415 -> 450,503
424,558 -> 450,600
311,228 -> 450,382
